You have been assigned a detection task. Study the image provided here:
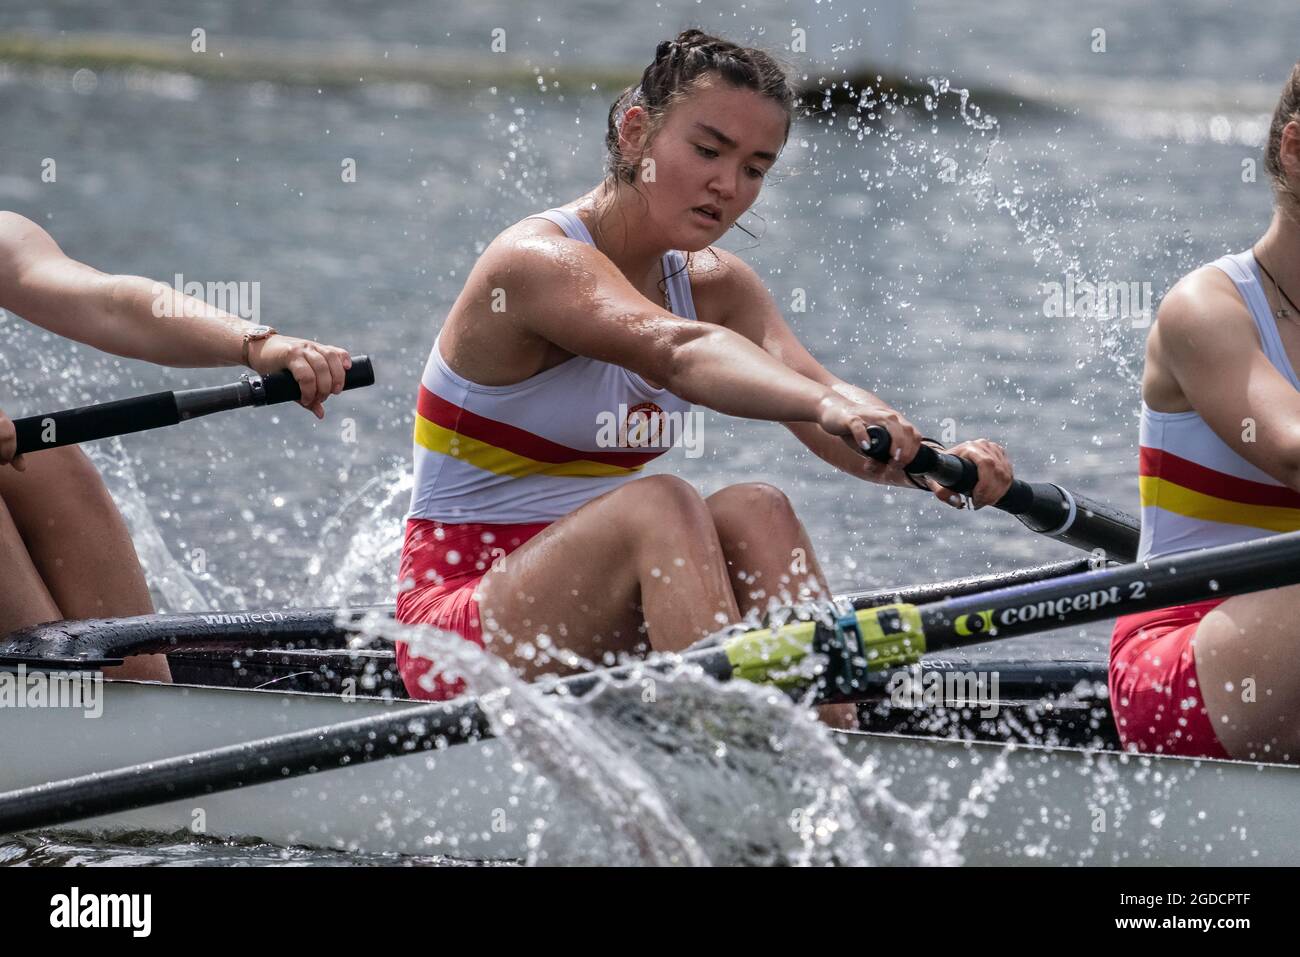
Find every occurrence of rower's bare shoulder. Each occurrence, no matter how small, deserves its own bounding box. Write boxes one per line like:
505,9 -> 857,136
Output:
685,246 -> 770,325
1154,266 -> 1254,356
1144,267 -> 1253,411
470,216 -> 603,297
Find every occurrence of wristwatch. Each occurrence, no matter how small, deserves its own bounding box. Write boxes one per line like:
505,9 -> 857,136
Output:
241,325 -> 278,367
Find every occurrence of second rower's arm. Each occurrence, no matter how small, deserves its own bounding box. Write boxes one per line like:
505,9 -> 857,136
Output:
485,234 -> 922,480
0,212 -> 350,418
701,248 -> 1013,507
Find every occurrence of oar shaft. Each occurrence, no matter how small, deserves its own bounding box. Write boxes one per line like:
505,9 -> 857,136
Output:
6,531 -> 1300,833
0,561 -> 1092,667
12,390 -> 181,454
720,528 -> 1300,702
918,527 -> 1300,649
0,697 -> 492,835
12,356 -> 375,455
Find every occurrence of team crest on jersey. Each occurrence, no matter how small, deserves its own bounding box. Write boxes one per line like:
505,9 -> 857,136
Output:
623,402 -> 666,447
594,401 -> 704,456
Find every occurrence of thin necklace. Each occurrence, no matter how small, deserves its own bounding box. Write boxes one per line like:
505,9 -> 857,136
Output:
1254,246 -> 1300,320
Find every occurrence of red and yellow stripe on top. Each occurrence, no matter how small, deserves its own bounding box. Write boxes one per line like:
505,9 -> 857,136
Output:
1139,446 -> 1300,533
415,385 -> 662,479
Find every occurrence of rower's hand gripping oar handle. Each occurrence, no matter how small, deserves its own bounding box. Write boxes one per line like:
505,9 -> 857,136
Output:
857,425 -> 1139,562
13,356 -> 375,455
859,425 -> 1017,504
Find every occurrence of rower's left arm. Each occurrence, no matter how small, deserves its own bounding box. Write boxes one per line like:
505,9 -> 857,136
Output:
0,212 -> 351,417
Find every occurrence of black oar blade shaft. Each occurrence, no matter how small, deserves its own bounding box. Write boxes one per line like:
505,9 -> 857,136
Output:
918,528 -> 1300,651
13,391 -> 180,455
0,697 -> 490,836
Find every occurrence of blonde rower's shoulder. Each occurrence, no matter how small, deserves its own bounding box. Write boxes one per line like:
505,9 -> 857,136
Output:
1155,264 -> 1252,340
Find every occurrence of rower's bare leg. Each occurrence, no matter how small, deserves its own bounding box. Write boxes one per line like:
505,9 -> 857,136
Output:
705,483 -> 830,610
0,495 -> 63,633
0,447 -> 170,682
706,483 -> 857,729
1194,584 -> 1300,762
476,474 -> 741,680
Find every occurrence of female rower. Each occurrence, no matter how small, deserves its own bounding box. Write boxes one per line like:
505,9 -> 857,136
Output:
0,212 -> 352,680
396,30 -> 1014,721
1111,62 -> 1300,761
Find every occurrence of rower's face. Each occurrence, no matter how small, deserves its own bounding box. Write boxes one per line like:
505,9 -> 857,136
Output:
623,78 -> 788,250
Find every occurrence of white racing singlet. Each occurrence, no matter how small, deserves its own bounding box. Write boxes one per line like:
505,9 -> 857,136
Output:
1137,249 -> 1300,560
407,207 -> 699,524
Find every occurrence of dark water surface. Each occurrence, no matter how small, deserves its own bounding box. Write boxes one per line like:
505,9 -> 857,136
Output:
0,0 -> 1289,864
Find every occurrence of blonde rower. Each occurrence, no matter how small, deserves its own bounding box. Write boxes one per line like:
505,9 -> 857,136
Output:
1111,62 -> 1300,761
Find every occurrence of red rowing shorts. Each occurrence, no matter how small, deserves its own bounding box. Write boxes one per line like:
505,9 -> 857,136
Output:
395,518 -> 551,701
1109,597 -> 1230,759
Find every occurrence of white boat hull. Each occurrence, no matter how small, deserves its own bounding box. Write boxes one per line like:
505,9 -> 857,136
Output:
3,681 -> 1296,865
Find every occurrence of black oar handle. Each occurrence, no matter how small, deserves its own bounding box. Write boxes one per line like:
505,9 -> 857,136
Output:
860,425 -> 1027,505
14,356 -> 374,455
259,356 -> 375,406
857,425 -> 1139,561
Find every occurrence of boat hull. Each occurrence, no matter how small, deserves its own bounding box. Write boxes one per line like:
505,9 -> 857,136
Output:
2,681 -> 1296,864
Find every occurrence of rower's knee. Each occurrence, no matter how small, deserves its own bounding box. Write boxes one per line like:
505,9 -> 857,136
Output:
620,474 -> 714,542
707,482 -> 795,533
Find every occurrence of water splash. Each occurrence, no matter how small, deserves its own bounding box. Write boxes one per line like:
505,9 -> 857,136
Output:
349,611 -> 958,866
306,466 -> 413,606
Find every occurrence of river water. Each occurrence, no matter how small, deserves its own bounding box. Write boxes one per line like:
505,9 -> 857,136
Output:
0,0 -> 1292,864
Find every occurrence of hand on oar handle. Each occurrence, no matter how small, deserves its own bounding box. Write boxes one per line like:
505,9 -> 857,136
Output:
257,355 -> 375,407
842,425 -> 1139,561
818,394 -> 923,483
842,427 -> 1011,508
246,336 -> 353,420
0,408 -> 25,471
932,439 -> 1014,509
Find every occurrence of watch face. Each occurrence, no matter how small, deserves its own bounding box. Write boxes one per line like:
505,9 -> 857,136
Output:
249,325 -> 272,337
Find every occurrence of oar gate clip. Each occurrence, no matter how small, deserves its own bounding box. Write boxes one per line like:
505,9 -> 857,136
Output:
241,371 -> 268,405
721,603 -> 925,704
816,604 -> 924,702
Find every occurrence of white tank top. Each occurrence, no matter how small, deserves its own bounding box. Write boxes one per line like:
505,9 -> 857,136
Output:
407,207 -> 698,524
1138,249 -> 1300,560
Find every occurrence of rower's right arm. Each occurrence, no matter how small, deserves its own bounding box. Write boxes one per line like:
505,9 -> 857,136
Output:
481,234 -> 876,441
1155,267 -> 1300,490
